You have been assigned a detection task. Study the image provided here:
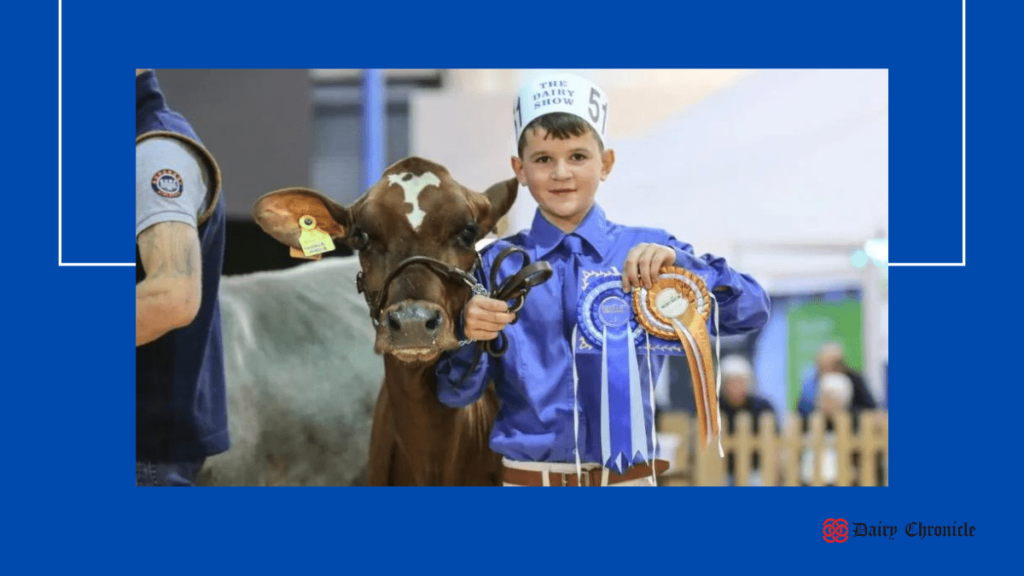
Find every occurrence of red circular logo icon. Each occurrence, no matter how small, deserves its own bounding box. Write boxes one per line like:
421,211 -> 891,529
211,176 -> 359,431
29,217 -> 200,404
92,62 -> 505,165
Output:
823,518 -> 849,543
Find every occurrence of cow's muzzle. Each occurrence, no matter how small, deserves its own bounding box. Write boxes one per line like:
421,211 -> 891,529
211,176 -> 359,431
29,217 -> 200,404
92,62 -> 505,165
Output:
380,300 -> 451,361
358,255 -> 485,329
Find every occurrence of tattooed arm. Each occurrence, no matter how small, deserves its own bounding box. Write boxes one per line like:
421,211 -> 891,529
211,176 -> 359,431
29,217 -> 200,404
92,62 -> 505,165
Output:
136,221 -> 202,346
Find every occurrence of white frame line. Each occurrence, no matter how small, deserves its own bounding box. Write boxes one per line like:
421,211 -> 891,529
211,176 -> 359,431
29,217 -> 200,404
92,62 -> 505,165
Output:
56,0 -> 135,267
57,1 -> 967,268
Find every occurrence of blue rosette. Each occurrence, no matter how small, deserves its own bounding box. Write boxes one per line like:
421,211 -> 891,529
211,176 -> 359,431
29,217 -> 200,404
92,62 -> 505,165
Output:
572,272 -> 651,473
576,277 -> 645,351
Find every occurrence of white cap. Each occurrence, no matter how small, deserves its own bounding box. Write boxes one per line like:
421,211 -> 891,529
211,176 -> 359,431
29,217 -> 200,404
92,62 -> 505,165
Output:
513,72 -> 609,146
720,355 -> 753,379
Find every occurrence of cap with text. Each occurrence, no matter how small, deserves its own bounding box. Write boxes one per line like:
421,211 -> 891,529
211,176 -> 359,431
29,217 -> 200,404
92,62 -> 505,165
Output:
513,73 -> 609,146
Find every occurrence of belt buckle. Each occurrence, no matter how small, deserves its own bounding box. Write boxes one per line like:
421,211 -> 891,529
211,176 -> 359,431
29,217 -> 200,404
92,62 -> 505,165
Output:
562,471 -> 590,487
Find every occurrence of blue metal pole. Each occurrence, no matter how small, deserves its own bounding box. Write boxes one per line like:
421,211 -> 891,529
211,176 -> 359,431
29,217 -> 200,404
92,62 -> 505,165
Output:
362,69 -> 386,191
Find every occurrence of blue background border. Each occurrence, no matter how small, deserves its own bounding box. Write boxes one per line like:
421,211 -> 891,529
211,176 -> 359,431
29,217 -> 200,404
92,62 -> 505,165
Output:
14,0 -> 1010,572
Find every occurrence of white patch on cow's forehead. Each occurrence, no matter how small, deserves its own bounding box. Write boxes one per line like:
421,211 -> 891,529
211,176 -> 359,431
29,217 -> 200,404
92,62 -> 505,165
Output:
386,171 -> 440,230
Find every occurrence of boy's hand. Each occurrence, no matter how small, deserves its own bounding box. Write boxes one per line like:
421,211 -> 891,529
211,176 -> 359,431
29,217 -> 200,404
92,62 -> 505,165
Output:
622,243 -> 676,293
463,295 -> 516,341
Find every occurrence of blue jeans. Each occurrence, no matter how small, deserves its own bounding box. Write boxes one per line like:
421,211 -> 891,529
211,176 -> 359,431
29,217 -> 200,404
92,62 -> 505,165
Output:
136,459 -> 206,486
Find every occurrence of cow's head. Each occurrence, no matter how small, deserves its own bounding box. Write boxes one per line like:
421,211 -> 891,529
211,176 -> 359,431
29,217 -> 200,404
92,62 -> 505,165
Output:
253,157 -> 517,364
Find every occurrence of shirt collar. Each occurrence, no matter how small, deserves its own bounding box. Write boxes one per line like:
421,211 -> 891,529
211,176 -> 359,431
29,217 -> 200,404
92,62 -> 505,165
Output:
528,204 -> 612,259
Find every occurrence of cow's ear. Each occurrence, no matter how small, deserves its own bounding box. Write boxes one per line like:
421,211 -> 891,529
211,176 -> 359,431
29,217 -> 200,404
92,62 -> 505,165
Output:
477,178 -> 518,238
252,187 -> 352,249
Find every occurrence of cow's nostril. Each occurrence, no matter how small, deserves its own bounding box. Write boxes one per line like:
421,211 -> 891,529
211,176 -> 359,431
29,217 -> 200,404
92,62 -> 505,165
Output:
387,312 -> 401,332
425,311 -> 442,332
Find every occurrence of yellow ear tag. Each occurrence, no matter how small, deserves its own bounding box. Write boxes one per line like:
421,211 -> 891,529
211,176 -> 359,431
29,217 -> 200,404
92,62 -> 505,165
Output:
295,215 -> 336,259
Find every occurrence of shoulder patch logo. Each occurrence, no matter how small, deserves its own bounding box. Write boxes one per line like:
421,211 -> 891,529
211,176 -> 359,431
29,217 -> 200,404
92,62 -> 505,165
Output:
152,169 -> 184,198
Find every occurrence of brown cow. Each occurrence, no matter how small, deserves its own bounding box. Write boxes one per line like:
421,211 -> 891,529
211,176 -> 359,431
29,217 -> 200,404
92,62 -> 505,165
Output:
252,157 -> 520,485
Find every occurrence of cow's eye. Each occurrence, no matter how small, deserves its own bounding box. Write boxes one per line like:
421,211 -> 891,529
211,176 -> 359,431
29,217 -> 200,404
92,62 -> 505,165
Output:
457,223 -> 478,247
350,228 -> 370,250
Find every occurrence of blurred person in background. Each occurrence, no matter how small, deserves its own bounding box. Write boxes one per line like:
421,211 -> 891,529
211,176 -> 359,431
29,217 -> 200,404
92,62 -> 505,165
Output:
798,342 -> 876,430
800,371 -> 854,486
719,355 -> 778,486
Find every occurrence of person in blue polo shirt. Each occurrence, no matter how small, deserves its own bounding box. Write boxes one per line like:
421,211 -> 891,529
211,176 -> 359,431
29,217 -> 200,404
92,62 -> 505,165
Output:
435,73 -> 770,486
136,69 -> 229,486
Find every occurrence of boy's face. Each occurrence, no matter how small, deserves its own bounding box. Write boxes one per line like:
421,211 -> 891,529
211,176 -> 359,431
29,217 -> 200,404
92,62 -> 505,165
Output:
511,127 -> 614,233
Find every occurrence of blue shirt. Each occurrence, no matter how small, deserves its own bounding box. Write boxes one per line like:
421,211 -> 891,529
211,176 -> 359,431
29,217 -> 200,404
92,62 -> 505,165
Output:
435,204 -> 770,466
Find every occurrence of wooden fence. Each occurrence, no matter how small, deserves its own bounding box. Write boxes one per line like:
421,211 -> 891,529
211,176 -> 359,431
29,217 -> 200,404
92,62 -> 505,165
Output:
656,410 -> 888,486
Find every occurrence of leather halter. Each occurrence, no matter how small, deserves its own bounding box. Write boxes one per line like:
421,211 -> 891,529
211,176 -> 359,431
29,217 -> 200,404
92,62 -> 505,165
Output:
357,254 -> 487,327
355,246 -> 553,377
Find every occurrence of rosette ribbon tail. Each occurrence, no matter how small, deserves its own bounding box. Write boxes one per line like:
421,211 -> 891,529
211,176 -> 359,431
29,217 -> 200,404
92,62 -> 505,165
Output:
632,267 -> 722,457
601,324 -> 635,474
668,317 -> 719,452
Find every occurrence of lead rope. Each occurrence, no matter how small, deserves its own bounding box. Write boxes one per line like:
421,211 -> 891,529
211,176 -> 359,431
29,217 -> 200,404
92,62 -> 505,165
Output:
458,247 -> 553,384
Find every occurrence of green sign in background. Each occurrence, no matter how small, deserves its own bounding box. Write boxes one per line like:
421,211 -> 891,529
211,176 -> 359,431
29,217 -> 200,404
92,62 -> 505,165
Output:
786,298 -> 863,411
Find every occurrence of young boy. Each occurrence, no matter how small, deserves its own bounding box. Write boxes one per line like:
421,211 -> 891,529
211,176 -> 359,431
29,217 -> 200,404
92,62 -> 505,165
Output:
435,73 -> 770,486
